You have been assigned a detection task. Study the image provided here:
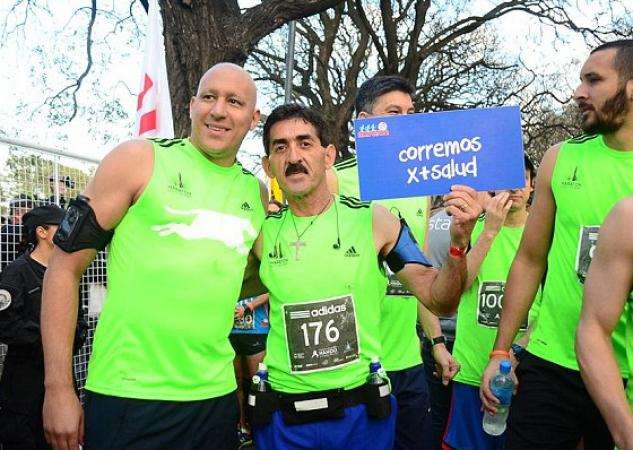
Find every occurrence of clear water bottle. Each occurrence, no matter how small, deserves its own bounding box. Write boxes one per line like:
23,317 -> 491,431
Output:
483,360 -> 514,436
368,357 -> 390,392
253,363 -> 270,392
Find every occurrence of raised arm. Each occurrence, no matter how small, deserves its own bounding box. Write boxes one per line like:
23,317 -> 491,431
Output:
576,197 -> 633,450
373,185 -> 481,316
42,140 -> 152,450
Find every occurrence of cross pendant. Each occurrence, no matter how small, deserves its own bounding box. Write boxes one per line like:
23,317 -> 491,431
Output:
290,239 -> 306,260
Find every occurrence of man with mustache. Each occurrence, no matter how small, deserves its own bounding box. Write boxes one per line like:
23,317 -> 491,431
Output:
250,103 -> 481,449
576,196 -> 633,450
480,39 -> 633,449
40,63 -> 267,450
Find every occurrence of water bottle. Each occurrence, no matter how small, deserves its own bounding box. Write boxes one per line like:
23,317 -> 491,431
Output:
368,357 -> 390,392
253,363 -> 270,392
482,360 -> 514,436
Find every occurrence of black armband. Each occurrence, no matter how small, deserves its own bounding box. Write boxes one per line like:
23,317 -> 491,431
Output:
384,219 -> 432,273
53,195 -> 114,252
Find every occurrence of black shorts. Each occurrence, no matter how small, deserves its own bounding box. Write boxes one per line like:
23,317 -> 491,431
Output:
507,351 -> 615,450
230,333 -> 267,356
84,390 -> 239,450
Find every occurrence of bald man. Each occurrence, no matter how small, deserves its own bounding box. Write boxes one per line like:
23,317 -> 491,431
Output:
41,63 -> 268,450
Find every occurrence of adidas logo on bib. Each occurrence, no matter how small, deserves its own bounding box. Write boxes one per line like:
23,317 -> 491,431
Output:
345,246 -> 360,257
241,202 -> 253,211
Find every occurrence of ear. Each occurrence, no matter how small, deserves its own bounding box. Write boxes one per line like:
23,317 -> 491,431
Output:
251,109 -> 261,131
324,144 -> 337,169
189,96 -> 196,120
627,79 -> 633,102
262,155 -> 273,179
357,111 -> 369,119
35,225 -> 48,240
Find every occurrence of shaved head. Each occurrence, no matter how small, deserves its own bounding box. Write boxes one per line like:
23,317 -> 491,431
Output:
197,63 -> 257,106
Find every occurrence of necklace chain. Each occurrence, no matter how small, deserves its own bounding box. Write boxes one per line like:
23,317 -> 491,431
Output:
291,196 -> 333,241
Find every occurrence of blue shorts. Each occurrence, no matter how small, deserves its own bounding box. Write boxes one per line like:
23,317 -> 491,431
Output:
253,395 -> 397,450
443,382 -> 505,450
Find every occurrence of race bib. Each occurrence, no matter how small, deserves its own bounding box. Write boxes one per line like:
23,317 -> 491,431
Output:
283,295 -> 359,373
477,281 -> 527,330
385,265 -> 412,296
575,226 -> 600,284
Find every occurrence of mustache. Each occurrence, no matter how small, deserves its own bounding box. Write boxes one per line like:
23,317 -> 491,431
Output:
285,162 -> 308,176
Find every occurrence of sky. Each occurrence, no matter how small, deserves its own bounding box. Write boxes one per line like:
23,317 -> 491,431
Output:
0,0 -> 624,174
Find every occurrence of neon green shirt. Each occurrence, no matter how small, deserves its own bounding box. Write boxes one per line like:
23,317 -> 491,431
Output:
259,196 -> 388,393
334,156 -> 428,371
86,138 -> 265,400
528,134 -> 633,375
453,220 -> 540,386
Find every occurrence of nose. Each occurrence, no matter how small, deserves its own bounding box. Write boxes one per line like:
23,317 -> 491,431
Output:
209,98 -> 227,118
287,142 -> 302,163
573,82 -> 588,103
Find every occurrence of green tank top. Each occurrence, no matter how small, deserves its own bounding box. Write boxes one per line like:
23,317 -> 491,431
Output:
453,220 -> 540,386
259,195 -> 388,393
528,134 -> 633,375
334,156 -> 428,371
86,138 -> 265,400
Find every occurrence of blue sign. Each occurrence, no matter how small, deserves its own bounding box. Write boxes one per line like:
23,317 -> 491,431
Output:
354,106 -> 526,201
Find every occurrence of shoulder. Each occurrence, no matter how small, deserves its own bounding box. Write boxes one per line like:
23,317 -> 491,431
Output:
333,155 -> 358,173
0,255 -> 28,285
564,133 -> 600,146
99,139 -> 153,170
265,206 -> 288,221
339,194 -> 370,210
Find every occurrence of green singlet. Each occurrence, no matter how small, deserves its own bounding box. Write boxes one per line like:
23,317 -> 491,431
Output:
453,220 -> 541,386
528,134 -> 633,375
334,156 -> 428,371
627,295 -> 633,409
259,195 -> 388,393
86,138 -> 265,400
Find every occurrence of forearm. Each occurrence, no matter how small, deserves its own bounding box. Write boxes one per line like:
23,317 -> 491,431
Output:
577,321 -> 633,446
492,254 -> 544,351
418,303 -> 443,338
428,253 -> 467,316
42,266 -> 81,389
249,292 -> 269,309
465,231 -> 495,288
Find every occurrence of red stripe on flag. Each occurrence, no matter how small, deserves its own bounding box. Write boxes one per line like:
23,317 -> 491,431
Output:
137,74 -> 154,111
139,110 -> 157,135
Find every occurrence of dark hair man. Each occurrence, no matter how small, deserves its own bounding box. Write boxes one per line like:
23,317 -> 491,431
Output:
0,205 -> 85,450
41,63 -> 267,450
250,104 -> 481,449
480,39 -> 633,449
327,75 -> 438,449
1,195 -> 36,271
576,196 -> 633,450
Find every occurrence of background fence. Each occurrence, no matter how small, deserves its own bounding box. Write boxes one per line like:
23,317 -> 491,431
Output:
0,137 -> 104,402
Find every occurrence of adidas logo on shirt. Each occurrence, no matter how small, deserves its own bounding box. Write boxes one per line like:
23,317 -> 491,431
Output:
241,202 -> 253,211
344,246 -> 360,257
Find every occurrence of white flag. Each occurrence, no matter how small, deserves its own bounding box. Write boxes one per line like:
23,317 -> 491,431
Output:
136,0 -> 174,138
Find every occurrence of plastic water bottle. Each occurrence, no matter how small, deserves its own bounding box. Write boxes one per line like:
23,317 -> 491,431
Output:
483,360 -> 514,436
253,363 -> 270,392
368,357 -> 390,392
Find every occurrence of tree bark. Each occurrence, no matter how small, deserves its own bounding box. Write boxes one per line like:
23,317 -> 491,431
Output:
160,0 -> 342,137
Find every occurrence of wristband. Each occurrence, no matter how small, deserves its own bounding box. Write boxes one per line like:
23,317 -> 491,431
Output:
489,349 -> 510,359
430,335 -> 446,346
449,245 -> 466,258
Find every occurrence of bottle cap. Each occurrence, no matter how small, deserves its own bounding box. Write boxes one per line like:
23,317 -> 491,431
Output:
252,375 -> 261,384
370,356 -> 380,364
500,360 -> 512,374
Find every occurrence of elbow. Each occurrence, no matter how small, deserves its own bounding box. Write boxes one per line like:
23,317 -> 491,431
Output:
429,292 -> 460,317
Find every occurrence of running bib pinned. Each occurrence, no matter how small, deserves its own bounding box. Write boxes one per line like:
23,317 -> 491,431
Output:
575,225 -> 600,284
283,295 -> 359,373
477,281 -> 527,330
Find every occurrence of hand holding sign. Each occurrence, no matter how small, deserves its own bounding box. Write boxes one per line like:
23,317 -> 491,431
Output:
482,192 -> 512,236
443,185 -> 482,249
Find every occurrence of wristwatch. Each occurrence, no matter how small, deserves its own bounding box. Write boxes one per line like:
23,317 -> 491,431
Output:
430,335 -> 446,346
510,343 -> 526,361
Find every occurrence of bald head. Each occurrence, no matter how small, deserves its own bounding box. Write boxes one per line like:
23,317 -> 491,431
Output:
197,63 -> 257,107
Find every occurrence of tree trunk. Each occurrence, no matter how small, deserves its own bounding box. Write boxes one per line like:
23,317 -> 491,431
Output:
160,0 -> 343,137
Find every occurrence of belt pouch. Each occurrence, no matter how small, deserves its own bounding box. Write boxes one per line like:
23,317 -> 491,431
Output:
363,383 -> 392,419
247,388 -> 278,426
280,389 -> 345,425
